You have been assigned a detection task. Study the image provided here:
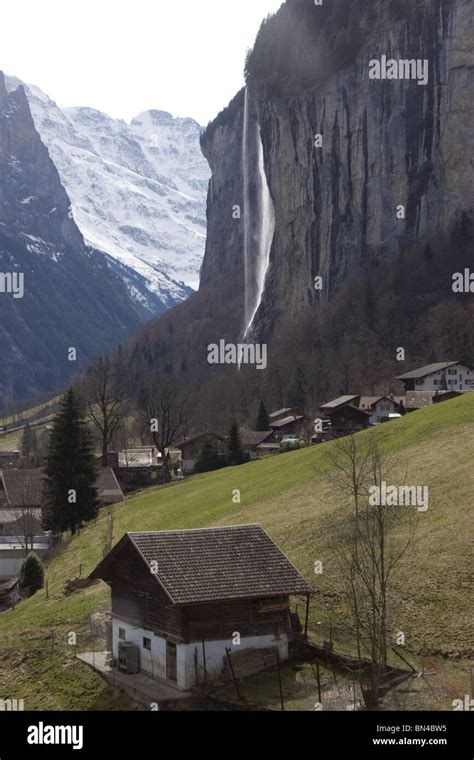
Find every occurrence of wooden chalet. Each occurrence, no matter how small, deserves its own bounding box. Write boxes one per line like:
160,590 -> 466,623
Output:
320,396 -> 371,434
90,525 -> 314,689
269,408 -> 295,423
239,430 -> 274,459
269,414 -> 306,441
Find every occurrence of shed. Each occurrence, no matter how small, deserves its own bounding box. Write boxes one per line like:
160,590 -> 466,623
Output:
90,525 -> 314,689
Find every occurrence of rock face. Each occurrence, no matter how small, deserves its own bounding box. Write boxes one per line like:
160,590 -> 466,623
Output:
201,0 -> 474,341
0,72 -> 144,401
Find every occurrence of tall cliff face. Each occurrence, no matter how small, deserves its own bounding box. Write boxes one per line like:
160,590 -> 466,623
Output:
111,0 -> 474,426
0,73 -> 145,402
201,0 -> 473,341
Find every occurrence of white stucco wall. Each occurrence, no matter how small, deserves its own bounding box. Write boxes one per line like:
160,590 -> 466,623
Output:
112,618 -> 167,681
0,551 -> 49,581
413,364 -> 474,391
112,617 -> 289,690
369,400 -> 397,424
179,633 -> 289,690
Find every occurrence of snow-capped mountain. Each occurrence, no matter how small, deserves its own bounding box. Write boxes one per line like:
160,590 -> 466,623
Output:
5,75 -> 210,306
0,72 -> 146,401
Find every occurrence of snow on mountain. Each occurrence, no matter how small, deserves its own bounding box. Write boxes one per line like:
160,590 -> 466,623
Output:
4,75 -> 210,307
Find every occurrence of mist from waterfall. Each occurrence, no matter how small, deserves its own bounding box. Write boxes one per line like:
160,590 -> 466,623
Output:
241,88 -> 275,340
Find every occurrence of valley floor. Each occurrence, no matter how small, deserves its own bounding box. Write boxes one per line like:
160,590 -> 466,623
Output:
0,395 -> 472,711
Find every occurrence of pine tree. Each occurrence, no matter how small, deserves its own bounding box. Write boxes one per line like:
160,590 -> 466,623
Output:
286,366 -> 307,412
42,389 -> 99,535
255,401 -> 270,431
227,421 -> 245,466
19,552 -> 44,595
195,436 -> 221,473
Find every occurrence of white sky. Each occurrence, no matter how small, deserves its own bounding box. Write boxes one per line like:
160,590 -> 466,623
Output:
3,0 -> 283,125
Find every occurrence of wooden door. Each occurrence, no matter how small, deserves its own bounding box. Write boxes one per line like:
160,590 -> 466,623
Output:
166,641 -> 177,683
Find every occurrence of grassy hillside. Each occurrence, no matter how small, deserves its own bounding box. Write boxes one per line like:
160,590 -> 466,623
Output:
0,394 -> 472,710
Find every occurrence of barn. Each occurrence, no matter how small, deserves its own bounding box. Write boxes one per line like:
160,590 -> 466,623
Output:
90,524 -> 314,690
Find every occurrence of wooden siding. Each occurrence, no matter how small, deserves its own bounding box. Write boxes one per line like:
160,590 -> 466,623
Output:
184,597 -> 291,641
104,538 -> 293,643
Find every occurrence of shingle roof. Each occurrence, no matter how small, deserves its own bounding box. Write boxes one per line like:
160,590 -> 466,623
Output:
96,468 -> 124,503
0,468 -> 123,507
174,433 -> 223,449
320,395 -> 359,410
240,430 -> 273,447
395,362 -> 462,380
270,415 -> 305,429
0,470 -> 43,507
269,408 -> 293,418
92,525 -> 314,605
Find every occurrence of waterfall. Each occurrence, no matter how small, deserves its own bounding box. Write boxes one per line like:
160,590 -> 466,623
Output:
241,88 -> 275,341
242,88 -> 252,331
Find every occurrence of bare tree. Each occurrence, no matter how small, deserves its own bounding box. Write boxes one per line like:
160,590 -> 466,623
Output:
137,376 -> 188,483
327,436 -> 417,707
84,357 -> 128,466
6,475 -> 42,555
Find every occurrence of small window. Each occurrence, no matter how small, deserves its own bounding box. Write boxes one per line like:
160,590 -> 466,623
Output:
118,628 -> 126,641
143,638 -> 152,651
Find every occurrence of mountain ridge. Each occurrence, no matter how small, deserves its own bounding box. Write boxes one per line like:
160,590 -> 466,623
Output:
4,74 -> 209,303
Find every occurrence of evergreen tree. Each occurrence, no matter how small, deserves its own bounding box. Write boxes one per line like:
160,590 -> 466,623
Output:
195,436 -> 221,473
20,423 -> 37,464
19,552 -> 44,595
255,401 -> 270,431
227,421 -> 245,466
42,389 -> 99,535
286,366 -> 307,412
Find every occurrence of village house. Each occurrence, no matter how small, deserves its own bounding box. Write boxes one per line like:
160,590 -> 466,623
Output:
0,536 -> 52,581
0,577 -> 20,609
324,403 -> 371,435
90,525 -> 314,690
174,434 -> 223,474
114,447 -> 182,491
396,361 -> 474,392
240,430 -> 275,460
269,413 -> 306,441
0,508 -> 42,538
319,396 -> 372,435
358,396 -> 404,424
0,468 -> 124,512
269,408 -> 294,424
